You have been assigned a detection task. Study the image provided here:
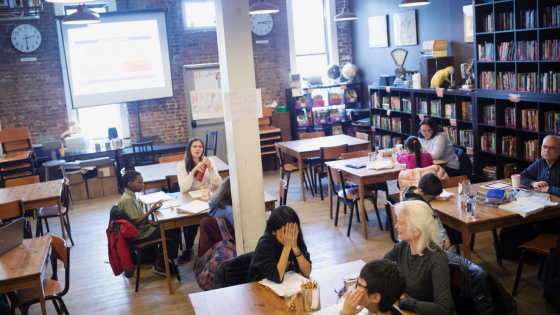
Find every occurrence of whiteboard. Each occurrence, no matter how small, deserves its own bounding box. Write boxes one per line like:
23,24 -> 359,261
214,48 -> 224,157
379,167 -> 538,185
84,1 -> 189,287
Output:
188,67 -> 224,121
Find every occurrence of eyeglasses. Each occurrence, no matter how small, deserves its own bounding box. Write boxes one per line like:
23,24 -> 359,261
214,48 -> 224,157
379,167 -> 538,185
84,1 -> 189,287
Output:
542,145 -> 559,151
354,278 -> 367,290
420,129 -> 432,134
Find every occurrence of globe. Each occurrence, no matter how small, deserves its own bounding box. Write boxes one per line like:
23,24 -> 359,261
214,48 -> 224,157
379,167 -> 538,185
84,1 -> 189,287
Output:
342,63 -> 358,82
327,65 -> 341,79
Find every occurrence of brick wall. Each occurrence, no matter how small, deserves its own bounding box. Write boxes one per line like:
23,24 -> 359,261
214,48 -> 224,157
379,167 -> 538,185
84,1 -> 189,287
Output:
335,0 -> 353,66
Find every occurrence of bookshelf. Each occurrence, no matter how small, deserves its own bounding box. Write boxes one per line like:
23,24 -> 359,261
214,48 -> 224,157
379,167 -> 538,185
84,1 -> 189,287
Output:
474,0 -> 560,181
285,83 -> 366,140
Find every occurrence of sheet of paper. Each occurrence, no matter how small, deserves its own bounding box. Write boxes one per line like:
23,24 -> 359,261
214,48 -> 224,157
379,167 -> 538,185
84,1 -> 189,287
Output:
160,199 -> 181,210
499,199 -> 545,218
366,160 -> 393,170
223,89 -> 263,122
436,190 -> 454,200
188,190 -> 203,198
261,271 -> 307,296
480,181 -> 512,190
177,200 -> 210,214
137,191 -> 173,204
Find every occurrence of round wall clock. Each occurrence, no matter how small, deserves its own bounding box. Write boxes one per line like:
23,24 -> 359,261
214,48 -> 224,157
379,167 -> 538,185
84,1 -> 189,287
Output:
250,13 -> 273,36
11,24 -> 42,53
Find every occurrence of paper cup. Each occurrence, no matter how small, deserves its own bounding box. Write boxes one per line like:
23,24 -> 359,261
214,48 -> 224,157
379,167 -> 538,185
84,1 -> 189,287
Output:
511,174 -> 521,189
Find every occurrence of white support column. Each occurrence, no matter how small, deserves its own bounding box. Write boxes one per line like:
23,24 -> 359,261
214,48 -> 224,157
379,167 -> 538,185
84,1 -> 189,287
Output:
215,0 -> 266,254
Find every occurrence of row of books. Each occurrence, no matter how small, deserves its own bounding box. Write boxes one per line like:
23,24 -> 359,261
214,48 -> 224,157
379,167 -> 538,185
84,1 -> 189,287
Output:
372,93 -> 380,108
505,107 -> 516,127
376,116 -> 405,133
461,102 -> 473,121
443,127 -> 473,147
443,126 -> 457,145
373,135 -> 403,149
416,97 -> 428,115
525,139 -> 539,161
521,109 -> 538,131
482,105 -> 496,125
478,42 -> 494,61
380,117 -> 391,130
498,41 -> 515,61
543,6 -> 559,28
541,72 -> 560,94
504,163 -> 517,179
402,97 -> 412,113
544,111 -> 560,134
516,40 -> 538,61
502,135 -> 516,157
481,132 -> 496,153
480,71 -> 495,90
518,72 -> 538,92
497,11 -> 514,31
430,100 -> 442,117
482,165 -> 497,180
542,39 -> 559,61
390,97 -> 400,111
519,9 -> 536,29
496,71 -> 517,91
482,12 -> 494,32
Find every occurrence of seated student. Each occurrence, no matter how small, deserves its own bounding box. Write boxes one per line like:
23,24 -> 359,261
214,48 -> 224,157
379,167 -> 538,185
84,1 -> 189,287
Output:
208,176 -> 234,228
176,137 -> 223,264
118,170 -> 181,277
397,136 -> 434,169
248,206 -> 311,283
400,173 -> 461,250
384,200 -> 456,315
340,260 -> 406,315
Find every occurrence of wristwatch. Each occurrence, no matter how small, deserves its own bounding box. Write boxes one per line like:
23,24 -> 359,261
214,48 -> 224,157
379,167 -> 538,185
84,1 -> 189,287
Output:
547,187 -> 550,193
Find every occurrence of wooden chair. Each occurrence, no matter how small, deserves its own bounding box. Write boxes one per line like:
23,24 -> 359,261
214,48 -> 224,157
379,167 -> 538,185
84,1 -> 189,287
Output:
384,201 -> 399,243
159,154 -> 184,164
275,143 -> 313,197
279,178 -> 287,206
0,200 -> 24,221
8,235 -> 70,315
0,127 -> 37,186
299,132 -> 325,184
341,149 -> 390,207
315,144 -> 348,200
4,175 -> 40,188
341,150 -> 370,160
328,165 -> 382,237
132,141 -> 156,167
440,175 -> 467,189
205,131 -> 218,156
166,175 -> 179,193
35,178 -> 74,246
131,238 -> 180,292
355,132 -> 369,141
512,233 -> 558,296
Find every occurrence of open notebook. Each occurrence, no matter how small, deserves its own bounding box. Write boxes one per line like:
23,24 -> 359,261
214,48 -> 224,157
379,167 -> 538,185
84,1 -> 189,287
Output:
260,271 -> 307,296
177,200 -> 209,214
499,191 -> 557,218
137,191 -> 173,204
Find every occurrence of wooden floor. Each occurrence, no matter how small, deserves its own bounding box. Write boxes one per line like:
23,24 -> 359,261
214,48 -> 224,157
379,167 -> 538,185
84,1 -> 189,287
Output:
21,172 -> 556,315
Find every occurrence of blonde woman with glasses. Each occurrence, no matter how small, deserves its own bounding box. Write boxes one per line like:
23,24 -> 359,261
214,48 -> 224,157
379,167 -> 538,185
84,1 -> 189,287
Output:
383,200 -> 456,315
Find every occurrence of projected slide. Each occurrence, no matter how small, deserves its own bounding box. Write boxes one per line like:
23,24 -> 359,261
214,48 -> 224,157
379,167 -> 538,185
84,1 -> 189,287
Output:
67,20 -> 165,95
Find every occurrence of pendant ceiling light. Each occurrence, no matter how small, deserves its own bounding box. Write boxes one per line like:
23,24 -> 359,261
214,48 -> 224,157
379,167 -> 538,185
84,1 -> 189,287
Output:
249,0 -> 279,15
334,0 -> 357,21
62,3 -> 100,25
46,0 -> 93,3
399,0 -> 430,7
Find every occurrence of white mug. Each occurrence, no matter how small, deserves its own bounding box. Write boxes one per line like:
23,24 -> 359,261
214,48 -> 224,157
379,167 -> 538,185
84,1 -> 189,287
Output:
395,144 -> 403,152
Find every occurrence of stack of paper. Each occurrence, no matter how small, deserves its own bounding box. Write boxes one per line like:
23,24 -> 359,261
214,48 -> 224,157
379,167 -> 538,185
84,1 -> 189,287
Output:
366,160 -> 393,170
188,190 -> 213,198
260,271 -> 307,296
137,192 -> 173,204
436,190 -> 454,201
177,200 -> 210,214
499,195 -> 557,218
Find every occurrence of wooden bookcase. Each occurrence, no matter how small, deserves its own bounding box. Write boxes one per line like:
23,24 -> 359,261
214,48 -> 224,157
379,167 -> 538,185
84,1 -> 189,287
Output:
474,0 -> 560,180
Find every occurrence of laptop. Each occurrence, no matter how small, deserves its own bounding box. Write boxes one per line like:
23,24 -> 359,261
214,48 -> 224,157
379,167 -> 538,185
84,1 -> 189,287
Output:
0,218 -> 24,256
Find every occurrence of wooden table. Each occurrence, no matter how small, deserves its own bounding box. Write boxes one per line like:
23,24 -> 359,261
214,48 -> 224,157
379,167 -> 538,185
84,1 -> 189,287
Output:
277,135 -> 370,202
155,188 -> 277,294
431,180 -> 560,261
189,260 -> 365,314
0,180 -> 65,240
135,156 -> 229,191
0,236 -> 52,315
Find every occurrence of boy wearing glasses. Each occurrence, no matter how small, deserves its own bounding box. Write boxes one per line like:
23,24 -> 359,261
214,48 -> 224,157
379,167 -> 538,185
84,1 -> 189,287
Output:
340,260 -> 406,315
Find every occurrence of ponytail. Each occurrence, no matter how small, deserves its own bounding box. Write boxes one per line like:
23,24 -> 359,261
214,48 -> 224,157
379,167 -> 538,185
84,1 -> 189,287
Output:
405,136 -> 423,168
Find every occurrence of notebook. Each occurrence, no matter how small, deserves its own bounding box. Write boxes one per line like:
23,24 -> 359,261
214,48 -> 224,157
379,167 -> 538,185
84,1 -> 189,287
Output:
366,160 -> 393,170
177,200 -> 209,214
260,271 -> 307,296
137,191 -> 173,205
436,190 -> 454,201
0,218 -> 24,256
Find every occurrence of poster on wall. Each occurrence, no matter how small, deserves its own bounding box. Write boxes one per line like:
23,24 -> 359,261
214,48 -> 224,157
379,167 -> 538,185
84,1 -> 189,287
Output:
368,15 -> 389,48
463,5 -> 474,43
190,89 -> 224,120
393,10 -> 417,46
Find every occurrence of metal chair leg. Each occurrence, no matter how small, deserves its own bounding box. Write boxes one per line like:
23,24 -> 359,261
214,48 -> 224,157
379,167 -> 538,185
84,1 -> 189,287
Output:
512,250 -> 526,296
369,197 -> 383,231
347,202 -> 355,237
470,234 -> 475,250
537,256 -> 546,280
492,229 -> 502,265
135,248 -> 143,292
355,202 -> 361,223
334,200 -> 341,226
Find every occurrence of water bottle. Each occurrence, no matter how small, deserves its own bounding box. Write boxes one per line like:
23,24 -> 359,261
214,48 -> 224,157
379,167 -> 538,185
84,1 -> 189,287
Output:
467,195 -> 477,218
391,148 -> 398,164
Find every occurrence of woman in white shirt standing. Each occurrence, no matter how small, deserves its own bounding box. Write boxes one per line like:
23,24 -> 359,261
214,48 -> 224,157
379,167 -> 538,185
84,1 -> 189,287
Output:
418,118 -> 461,177
176,137 -> 223,263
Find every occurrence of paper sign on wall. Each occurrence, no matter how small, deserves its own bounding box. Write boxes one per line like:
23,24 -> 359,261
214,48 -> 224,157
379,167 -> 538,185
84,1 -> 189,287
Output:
190,89 -> 224,120
224,89 -> 263,122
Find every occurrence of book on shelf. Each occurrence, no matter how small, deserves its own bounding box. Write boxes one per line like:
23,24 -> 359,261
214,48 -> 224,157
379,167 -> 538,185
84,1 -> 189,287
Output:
498,41 -> 515,61
416,97 -> 428,115
516,41 -> 538,61
390,96 -> 400,111
459,129 -> 473,148
519,9 -> 536,29
421,40 -> 448,58
382,97 -> 390,109
521,109 -> 538,131
541,39 -> 559,61
498,11 -> 514,31
517,72 -> 538,92
461,102 -> 472,120
402,97 -> 412,113
505,107 -> 516,127
391,117 -> 401,132
483,105 -> 496,125
481,132 -> 496,153
540,72 -> 560,94
373,134 -> 382,148
371,92 -> 380,108
480,71 -> 495,90
391,137 -> 402,148
544,111 -> 560,134
430,100 -> 441,117
497,71 -> 517,91
372,115 -> 380,128
444,103 -> 456,119
482,165 -> 497,180
482,12 -> 493,32
524,139 -> 539,161
443,126 -> 457,144
504,163 -> 517,179
332,124 -> 343,135
478,42 -> 494,61
381,117 -> 390,130
501,135 -> 516,157
382,135 -> 392,149
542,6 -> 559,28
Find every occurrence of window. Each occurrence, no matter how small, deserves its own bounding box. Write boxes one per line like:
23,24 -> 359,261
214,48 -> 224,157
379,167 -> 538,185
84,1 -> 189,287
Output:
292,0 -> 329,78
182,0 -> 216,30
77,104 -> 128,141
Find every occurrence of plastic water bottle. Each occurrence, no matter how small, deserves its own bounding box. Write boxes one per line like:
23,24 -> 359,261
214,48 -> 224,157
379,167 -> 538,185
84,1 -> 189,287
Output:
467,195 -> 477,218
391,148 -> 398,164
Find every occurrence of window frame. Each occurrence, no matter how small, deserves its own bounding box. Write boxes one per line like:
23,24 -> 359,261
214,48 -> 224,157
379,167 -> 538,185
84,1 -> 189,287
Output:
182,0 -> 217,32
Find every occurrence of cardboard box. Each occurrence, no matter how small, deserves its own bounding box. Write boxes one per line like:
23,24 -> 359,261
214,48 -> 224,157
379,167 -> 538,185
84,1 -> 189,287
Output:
70,182 -> 88,201
87,177 -> 104,199
66,171 -> 84,184
102,176 -> 119,196
97,163 -> 115,178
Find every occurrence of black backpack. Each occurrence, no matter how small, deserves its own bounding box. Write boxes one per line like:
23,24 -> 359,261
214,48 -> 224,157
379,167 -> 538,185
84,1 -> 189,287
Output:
542,234 -> 560,312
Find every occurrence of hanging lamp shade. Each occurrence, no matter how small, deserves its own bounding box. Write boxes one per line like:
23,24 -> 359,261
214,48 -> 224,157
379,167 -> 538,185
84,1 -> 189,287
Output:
82,4 -> 100,18
334,7 -> 357,21
249,0 -> 279,14
46,0 -> 94,3
399,0 -> 430,7
62,4 -> 100,24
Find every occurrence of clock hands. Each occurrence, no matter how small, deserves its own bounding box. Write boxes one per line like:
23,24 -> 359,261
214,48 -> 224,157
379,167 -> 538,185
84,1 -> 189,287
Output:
257,21 -> 272,24
23,35 -> 35,50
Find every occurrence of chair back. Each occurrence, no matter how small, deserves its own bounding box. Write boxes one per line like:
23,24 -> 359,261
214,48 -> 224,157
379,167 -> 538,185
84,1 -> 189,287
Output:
279,179 -> 287,206
327,165 -> 349,201
62,178 -> 71,210
299,131 -> 325,140
50,235 -> 71,296
320,144 -> 348,161
4,175 -> 40,188
43,140 -> 62,161
132,141 -> 156,166
0,200 -> 24,221
166,175 -> 179,193
205,131 -> 218,156
454,147 -> 472,179
159,154 -> 184,164
355,132 -> 369,141
275,143 -> 288,171
341,150 -> 369,160
0,127 -> 33,153
214,252 -> 254,289
441,176 -> 468,189
384,201 -> 399,243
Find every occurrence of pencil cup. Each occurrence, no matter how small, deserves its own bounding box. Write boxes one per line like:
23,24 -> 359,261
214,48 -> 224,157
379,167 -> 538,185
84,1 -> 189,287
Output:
201,187 -> 210,200
284,288 -> 298,312
301,287 -> 321,312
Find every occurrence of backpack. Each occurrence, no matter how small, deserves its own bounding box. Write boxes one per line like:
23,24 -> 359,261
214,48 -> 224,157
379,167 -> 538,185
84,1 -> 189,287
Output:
542,234 -> 560,312
194,218 -> 236,290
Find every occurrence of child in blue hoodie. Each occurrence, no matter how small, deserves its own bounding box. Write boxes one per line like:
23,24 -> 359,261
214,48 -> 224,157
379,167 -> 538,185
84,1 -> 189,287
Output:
208,176 -> 234,228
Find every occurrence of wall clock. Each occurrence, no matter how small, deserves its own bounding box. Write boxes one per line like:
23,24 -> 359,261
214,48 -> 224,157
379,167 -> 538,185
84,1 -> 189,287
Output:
250,13 -> 273,36
11,24 -> 42,53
